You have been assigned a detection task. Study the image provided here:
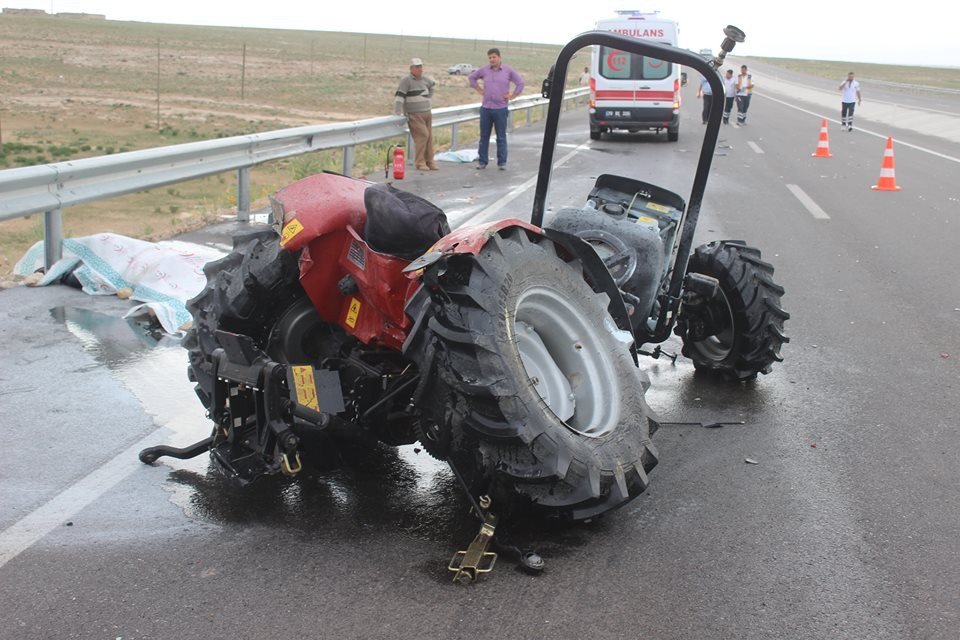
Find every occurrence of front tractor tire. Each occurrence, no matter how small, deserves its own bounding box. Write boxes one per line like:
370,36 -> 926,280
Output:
411,228 -> 658,521
183,228 -> 327,422
677,240 -> 790,381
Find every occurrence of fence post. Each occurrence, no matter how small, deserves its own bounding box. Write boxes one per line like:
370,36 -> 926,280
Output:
450,123 -> 459,151
43,208 -> 63,270
237,167 -> 250,222
342,145 -> 356,176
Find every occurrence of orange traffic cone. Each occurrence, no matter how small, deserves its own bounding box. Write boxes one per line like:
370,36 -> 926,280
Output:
871,137 -> 902,191
811,119 -> 832,157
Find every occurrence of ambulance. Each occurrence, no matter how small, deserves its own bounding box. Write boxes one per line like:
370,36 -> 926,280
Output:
589,11 -> 681,141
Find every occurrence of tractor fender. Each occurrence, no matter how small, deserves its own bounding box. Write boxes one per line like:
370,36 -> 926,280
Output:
271,172 -> 370,253
401,218 -> 540,357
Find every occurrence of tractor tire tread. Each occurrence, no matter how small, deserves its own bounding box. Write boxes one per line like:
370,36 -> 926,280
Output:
679,240 -> 789,381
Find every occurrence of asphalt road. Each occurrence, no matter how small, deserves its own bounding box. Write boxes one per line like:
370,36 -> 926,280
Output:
1,65 -> 958,640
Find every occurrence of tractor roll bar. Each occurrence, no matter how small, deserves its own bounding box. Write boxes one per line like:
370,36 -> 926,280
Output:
532,29 -> 740,334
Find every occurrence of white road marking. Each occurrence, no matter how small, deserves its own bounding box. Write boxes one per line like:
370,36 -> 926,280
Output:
0,427 -> 173,569
470,143 -> 591,225
786,184 -> 831,220
748,141 -> 765,154
758,93 -> 960,164
0,343 -> 207,570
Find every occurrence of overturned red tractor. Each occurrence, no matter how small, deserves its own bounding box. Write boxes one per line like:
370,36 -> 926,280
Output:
140,28 -> 786,530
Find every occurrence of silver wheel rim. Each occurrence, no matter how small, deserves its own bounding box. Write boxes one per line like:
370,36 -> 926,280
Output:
691,288 -> 735,362
514,285 -> 620,438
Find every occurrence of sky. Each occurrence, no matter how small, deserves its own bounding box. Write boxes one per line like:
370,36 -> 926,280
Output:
12,1 -> 960,67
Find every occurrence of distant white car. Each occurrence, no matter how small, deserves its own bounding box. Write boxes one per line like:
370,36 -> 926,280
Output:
447,63 -> 475,75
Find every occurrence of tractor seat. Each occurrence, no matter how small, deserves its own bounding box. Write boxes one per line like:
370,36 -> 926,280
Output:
363,183 -> 451,260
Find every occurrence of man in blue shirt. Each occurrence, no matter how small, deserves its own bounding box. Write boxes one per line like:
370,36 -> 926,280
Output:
696,75 -> 713,125
468,48 -> 525,170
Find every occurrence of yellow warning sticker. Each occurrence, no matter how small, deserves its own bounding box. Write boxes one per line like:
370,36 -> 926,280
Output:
290,365 -> 320,411
645,202 -> 670,214
280,219 -> 304,246
637,215 -> 657,225
345,298 -> 361,328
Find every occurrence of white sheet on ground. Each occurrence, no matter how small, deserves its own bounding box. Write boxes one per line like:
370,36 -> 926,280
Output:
14,233 -> 225,335
434,149 -> 480,163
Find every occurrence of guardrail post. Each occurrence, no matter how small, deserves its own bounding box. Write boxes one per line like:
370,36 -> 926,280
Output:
407,132 -> 414,164
526,108 -> 531,126
508,111 -> 514,132
342,145 -> 356,176
237,167 -> 250,222
44,208 -> 63,270
450,123 -> 459,151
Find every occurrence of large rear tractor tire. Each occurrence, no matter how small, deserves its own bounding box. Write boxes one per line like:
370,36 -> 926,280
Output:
677,240 -> 789,381
411,227 -> 658,521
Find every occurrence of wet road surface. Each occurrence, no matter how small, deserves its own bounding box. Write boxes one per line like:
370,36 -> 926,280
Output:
1,69 -> 959,639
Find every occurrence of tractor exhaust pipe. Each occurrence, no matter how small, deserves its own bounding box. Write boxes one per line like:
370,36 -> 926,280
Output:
709,25 -> 746,70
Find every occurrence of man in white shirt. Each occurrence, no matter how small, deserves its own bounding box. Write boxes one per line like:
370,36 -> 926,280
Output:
838,72 -> 862,132
579,66 -> 590,86
722,69 -> 736,124
735,64 -> 753,125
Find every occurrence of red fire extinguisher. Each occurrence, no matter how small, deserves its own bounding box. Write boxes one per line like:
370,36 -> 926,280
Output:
385,145 -> 405,180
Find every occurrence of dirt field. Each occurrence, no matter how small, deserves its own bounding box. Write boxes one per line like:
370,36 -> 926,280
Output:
751,56 -> 960,89
0,14 -> 583,277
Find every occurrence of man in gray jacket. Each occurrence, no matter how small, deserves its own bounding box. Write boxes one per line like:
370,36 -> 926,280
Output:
395,58 -> 438,171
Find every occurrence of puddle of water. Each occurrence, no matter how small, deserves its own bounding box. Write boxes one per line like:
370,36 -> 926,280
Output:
640,334 -> 790,425
51,306 -> 179,367
50,304 -> 470,539
52,304 -> 223,484
394,444 -> 452,493
52,305 -> 208,441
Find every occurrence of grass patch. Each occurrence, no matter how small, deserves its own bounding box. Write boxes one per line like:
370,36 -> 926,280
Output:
751,57 -> 960,90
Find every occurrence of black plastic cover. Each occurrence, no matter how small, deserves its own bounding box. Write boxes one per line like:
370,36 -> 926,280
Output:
363,183 -> 451,260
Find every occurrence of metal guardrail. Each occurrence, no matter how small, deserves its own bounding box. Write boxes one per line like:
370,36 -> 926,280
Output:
0,88 -> 589,268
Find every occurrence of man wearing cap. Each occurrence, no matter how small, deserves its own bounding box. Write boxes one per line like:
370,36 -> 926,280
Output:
395,58 -> 438,171
468,48 -> 525,170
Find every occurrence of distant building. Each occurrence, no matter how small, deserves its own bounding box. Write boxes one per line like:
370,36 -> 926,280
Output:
2,8 -> 48,15
1,8 -> 106,19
